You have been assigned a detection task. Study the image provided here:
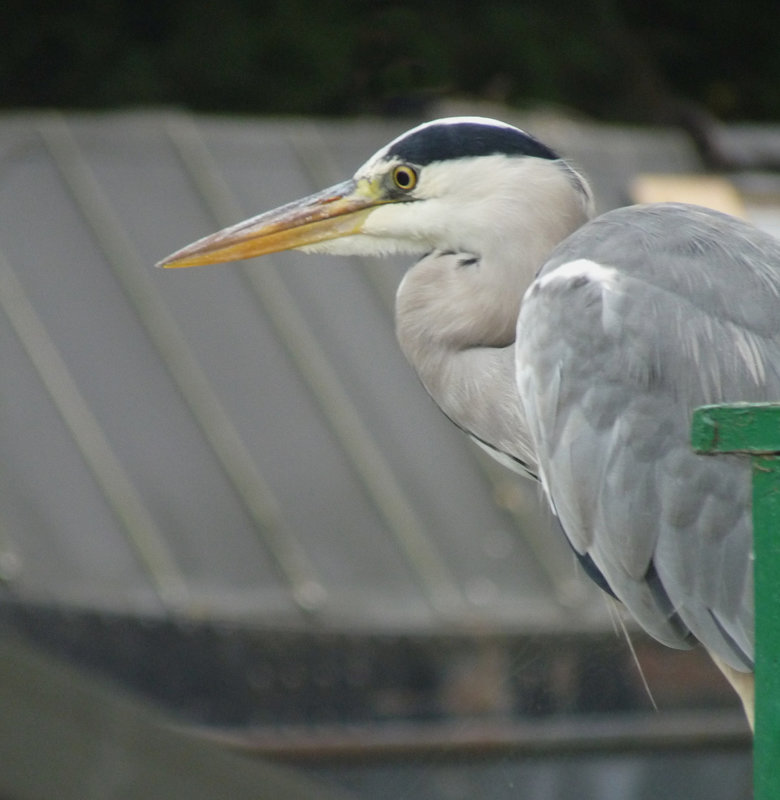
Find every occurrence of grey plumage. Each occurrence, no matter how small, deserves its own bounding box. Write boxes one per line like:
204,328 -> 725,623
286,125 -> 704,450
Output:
160,117 -> 773,726
518,203 -> 780,674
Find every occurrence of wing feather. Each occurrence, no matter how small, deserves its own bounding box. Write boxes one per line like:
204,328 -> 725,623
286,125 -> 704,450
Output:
516,203 -> 780,669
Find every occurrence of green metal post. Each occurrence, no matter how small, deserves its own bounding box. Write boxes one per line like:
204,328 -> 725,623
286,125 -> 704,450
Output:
692,402 -> 780,797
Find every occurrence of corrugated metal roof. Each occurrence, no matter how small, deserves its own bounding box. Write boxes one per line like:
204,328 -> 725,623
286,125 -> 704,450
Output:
0,110 -> 702,634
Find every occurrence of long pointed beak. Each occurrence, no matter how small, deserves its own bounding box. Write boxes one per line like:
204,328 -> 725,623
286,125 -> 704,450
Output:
157,179 -> 381,268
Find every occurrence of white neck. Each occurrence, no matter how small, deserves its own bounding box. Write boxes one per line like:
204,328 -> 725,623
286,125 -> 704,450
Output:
394,158 -> 593,471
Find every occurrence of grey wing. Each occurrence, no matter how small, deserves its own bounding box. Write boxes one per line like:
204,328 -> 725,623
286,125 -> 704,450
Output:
516,203 -> 780,671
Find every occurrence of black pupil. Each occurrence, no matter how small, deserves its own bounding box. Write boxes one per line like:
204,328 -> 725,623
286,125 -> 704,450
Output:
397,169 -> 412,188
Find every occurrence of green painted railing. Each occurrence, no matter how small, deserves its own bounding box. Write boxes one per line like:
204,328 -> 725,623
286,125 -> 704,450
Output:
692,402 -> 780,798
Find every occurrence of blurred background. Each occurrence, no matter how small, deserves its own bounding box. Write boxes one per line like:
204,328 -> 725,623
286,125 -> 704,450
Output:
4,0 -> 780,124
1,2 -> 775,798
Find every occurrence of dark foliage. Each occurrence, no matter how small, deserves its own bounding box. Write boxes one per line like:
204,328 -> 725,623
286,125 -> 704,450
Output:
3,0 -> 780,121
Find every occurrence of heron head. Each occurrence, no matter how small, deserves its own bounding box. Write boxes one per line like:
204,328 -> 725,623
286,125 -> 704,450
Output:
157,117 -> 590,269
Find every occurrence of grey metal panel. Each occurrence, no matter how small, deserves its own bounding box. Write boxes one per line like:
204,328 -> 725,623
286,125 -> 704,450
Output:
0,110 -> 705,632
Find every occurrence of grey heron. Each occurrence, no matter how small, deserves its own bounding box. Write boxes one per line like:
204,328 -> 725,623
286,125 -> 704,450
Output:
159,116 -> 774,728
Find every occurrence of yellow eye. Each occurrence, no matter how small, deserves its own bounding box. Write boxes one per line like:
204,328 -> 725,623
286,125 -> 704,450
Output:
392,165 -> 418,191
